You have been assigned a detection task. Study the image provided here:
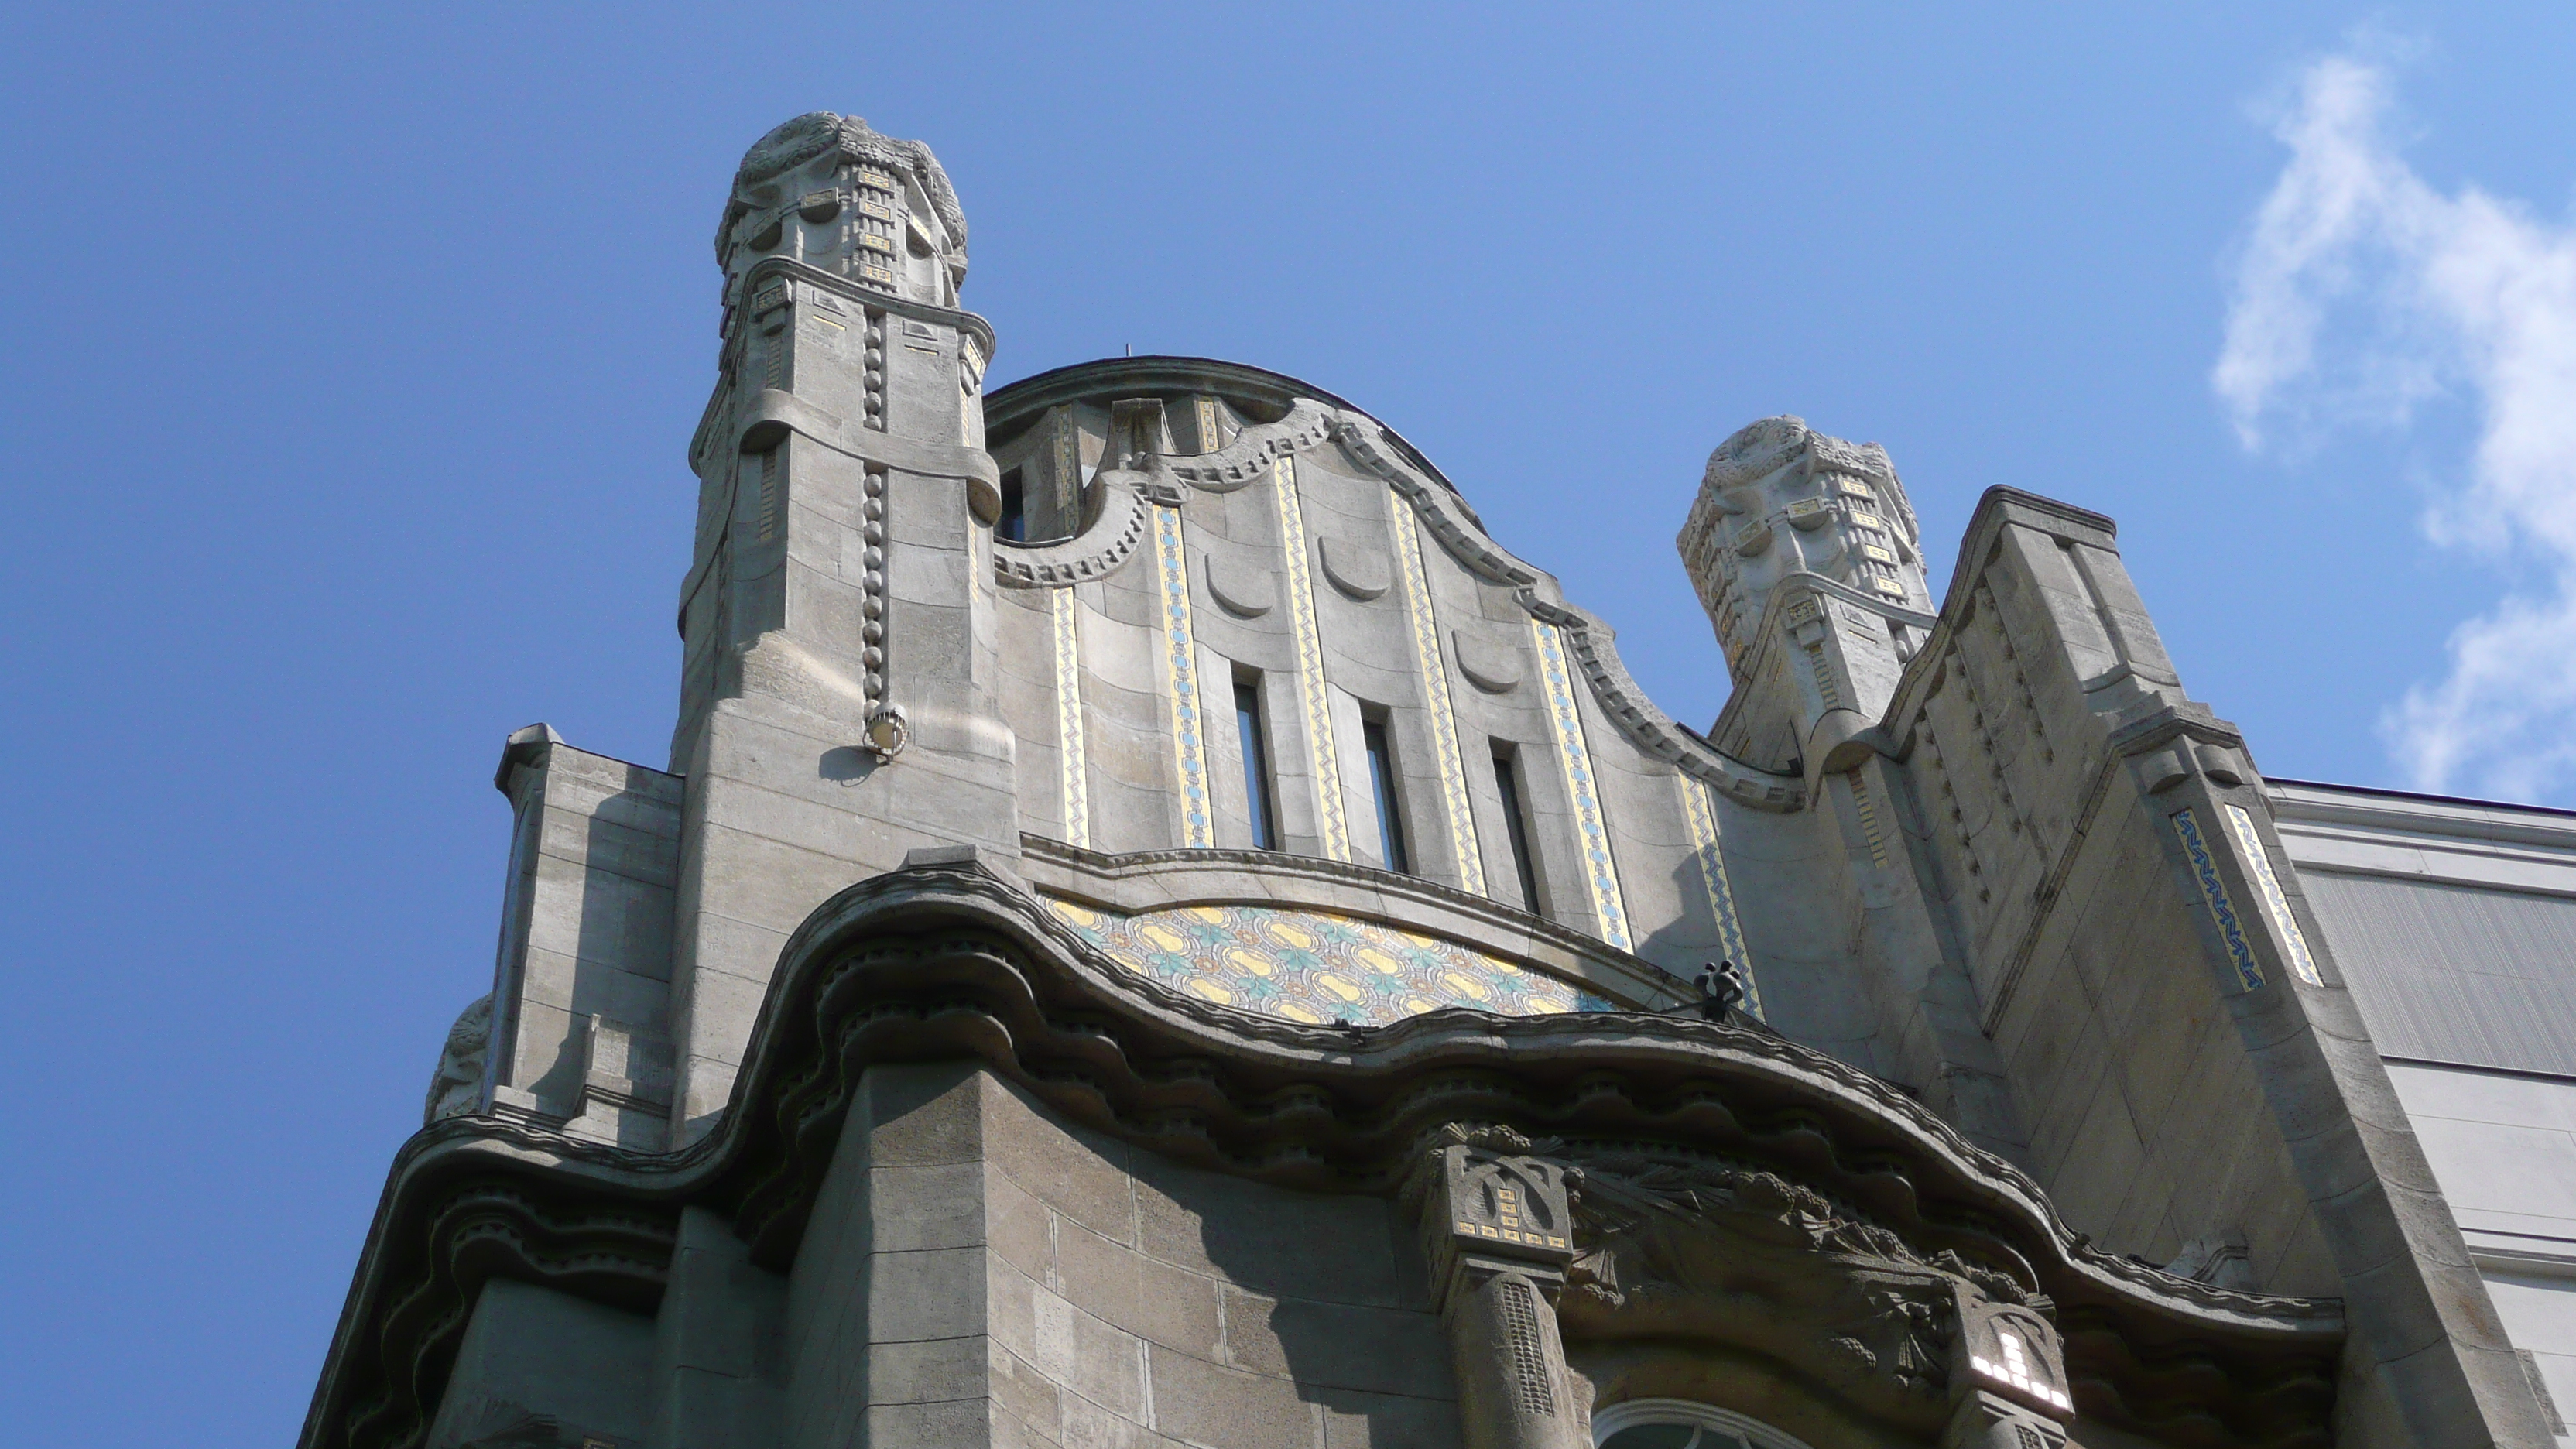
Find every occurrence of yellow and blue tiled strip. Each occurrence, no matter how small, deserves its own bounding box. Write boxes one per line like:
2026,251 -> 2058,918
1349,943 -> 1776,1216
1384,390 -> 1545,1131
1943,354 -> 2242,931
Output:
1530,618 -> 1633,951
1152,504 -> 1214,848
1049,584 -> 1090,849
1678,775 -> 1762,1019
1392,502 -> 1487,888
1272,456 -> 1350,860
1046,898 -> 1614,1026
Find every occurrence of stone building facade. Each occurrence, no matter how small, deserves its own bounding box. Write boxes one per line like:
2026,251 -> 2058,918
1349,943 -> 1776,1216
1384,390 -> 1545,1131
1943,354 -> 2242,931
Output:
303,112 -> 2576,1449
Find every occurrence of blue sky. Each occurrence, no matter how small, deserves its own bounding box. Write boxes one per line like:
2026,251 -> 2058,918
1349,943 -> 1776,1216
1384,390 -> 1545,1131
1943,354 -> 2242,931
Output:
5,5 -> 2573,1443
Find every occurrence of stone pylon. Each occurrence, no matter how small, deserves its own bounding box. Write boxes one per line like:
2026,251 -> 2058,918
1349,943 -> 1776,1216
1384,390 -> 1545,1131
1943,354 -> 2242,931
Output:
666,113 -> 1017,1139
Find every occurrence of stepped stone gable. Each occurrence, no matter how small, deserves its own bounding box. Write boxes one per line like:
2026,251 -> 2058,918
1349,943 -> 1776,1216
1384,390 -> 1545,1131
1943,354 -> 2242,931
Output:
299,112 -> 2566,1449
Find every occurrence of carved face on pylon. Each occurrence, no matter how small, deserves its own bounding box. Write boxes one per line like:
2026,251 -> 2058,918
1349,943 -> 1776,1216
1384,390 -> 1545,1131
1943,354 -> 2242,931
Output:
716,112 -> 968,310
1677,415 -> 1930,673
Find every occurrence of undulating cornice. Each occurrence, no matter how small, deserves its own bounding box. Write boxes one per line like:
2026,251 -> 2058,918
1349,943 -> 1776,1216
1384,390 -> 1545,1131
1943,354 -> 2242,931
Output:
303,855 -> 2341,1449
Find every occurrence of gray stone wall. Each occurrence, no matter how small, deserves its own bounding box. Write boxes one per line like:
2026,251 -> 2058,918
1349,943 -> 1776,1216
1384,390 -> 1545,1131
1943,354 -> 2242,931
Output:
981,376 -> 1776,999
485,727 -> 683,1149
426,1278 -> 656,1449
779,1061 -> 1459,1449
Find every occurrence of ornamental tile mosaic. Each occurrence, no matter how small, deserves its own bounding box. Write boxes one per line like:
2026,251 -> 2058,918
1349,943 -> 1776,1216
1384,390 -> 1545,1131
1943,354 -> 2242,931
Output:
1044,897 -> 1615,1026
1392,502 -> 1486,887
1151,504 -> 1214,848
1272,457 -> 1350,861
1678,775 -> 1763,1019
1530,617 -> 1634,951
1048,584 -> 1090,849
2222,802 -> 2324,988
2171,807 -> 2264,992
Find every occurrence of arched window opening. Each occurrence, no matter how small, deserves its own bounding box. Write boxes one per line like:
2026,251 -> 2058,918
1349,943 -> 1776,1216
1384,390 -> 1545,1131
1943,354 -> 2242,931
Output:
1593,1398 -> 1817,1449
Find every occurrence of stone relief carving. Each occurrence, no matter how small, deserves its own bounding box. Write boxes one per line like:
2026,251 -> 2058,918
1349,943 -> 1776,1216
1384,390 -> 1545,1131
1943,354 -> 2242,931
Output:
1454,629 -> 1524,693
1317,536 -> 1392,601
1679,415 -> 1930,676
423,995 -> 492,1125
1201,554 -> 1276,617
1557,1146 -> 2043,1426
718,112 -> 967,306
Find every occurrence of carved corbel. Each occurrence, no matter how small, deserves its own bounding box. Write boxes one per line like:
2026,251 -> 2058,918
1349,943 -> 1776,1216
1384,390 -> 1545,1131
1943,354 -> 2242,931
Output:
1412,1127 -> 1588,1449
1942,1290 -> 2075,1449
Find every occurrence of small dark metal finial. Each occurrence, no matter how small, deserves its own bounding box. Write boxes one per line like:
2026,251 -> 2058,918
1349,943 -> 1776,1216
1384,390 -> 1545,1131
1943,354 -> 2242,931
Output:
1696,960 -> 1745,1019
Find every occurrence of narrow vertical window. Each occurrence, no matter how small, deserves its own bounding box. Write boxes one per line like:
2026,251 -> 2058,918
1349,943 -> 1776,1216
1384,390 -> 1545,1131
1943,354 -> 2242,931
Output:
1365,716 -> 1410,874
1494,744 -> 1542,915
1235,679 -> 1279,850
996,465 -> 1027,542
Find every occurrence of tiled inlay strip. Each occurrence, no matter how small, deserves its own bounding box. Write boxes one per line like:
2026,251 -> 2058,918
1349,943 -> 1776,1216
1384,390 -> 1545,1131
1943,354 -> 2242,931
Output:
2171,807 -> 2264,991
1271,456 -> 1349,860
2221,802 -> 2324,987
1531,617 -> 1632,951
1152,504 -> 1214,847
1678,776 -> 1762,1018
1392,503 -> 1486,889
1049,584 -> 1090,849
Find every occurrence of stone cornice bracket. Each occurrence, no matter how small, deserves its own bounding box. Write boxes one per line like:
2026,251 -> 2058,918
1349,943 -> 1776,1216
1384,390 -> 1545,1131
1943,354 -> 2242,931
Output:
992,472 -> 1151,587
1156,397 -> 1337,492
492,721 -> 563,796
1407,1125 -> 1589,1449
1943,1292 -> 2078,1449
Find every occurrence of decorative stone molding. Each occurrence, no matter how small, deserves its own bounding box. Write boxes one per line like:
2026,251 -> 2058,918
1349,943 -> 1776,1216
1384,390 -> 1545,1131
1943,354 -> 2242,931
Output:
1528,597 -> 1807,811
1317,535 -> 1393,601
324,1180 -> 676,1449
1156,396 -> 1336,492
992,469 -> 1150,587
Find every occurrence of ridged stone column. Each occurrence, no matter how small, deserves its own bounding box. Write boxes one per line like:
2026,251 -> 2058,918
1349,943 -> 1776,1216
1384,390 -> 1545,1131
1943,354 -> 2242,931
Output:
1416,1132 -> 1588,1449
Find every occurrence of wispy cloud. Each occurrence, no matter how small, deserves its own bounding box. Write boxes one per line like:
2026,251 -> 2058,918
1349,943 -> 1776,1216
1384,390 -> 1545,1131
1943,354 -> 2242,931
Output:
2216,48 -> 2576,803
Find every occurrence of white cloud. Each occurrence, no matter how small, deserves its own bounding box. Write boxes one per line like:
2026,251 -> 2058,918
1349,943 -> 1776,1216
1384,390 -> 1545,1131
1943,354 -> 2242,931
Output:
2216,49 -> 2576,803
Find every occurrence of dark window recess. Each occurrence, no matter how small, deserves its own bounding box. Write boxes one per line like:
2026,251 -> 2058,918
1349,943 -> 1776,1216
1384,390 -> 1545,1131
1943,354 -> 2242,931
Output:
1365,718 -> 1410,874
995,465 -> 1027,542
1235,680 -> 1279,850
1494,745 -> 1542,914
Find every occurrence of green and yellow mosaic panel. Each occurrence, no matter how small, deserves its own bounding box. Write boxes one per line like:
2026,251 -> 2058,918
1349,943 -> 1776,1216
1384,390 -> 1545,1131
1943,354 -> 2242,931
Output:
1044,898 -> 1617,1025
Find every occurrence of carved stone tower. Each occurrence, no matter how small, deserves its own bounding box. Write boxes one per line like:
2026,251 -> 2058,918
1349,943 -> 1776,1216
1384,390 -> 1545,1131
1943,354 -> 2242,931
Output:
670,112 -> 1012,1136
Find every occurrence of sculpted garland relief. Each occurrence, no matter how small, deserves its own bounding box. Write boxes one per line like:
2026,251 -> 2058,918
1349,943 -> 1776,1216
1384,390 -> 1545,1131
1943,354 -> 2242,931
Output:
1413,1127 -> 2078,1449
